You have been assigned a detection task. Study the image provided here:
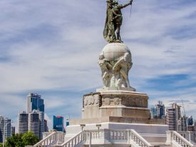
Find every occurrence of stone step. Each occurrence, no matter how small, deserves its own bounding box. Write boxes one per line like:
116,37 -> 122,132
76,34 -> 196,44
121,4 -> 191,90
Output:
150,142 -> 171,147
142,133 -> 166,143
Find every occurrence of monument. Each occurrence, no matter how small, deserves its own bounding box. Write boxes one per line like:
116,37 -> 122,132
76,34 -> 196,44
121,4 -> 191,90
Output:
81,0 -> 153,124
65,1 -> 168,145
34,1 -> 173,146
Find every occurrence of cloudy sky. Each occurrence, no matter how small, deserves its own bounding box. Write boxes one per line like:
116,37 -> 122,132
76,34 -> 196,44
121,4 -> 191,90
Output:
0,0 -> 196,130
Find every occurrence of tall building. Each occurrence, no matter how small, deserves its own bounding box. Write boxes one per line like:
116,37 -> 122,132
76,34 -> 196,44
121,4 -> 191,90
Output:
178,115 -> 188,131
151,101 -> 165,119
18,93 -> 47,139
18,111 -> 28,134
53,116 -> 64,132
27,93 -> 45,138
38,111 -> 45,138
166,103 -> 181,130
27,93 -> 44,113
28,110 -> 40,138
11,126 -> 15,135
156,101 -> 165,119
44,119 -> 49,132
0,116 -> 12,143
0,116 -> 3,143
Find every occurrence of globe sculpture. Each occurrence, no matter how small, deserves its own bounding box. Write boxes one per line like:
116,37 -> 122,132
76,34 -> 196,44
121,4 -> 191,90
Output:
99,43 -> 135,91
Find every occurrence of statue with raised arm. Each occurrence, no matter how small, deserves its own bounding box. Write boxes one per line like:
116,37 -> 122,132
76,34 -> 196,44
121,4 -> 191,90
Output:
99,0 -> 135,91
103,0 -> 133,43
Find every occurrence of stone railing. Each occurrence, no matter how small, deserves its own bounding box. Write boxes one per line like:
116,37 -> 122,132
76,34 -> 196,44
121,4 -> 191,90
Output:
60,131 -> 85,147
84,129 -> 128,144
34,129 -> 153,147
84,129 -> 151,146
166,131 -> 194,147
33,131 -> 65,147
178,131 -> 196,143
129,129 -> 153,147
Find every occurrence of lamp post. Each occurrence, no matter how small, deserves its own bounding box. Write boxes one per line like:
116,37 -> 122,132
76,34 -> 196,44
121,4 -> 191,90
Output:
3,121 -> 12,147
80,124 -> 86,131
96,124 -> 101,138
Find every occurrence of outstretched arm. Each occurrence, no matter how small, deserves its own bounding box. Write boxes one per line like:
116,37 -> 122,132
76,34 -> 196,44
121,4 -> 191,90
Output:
121,0 -> 133,9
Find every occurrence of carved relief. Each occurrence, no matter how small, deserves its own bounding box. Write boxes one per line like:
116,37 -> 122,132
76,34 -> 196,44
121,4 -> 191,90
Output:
83,93 -> 101,107
114,98 -> 120,105
102,98 -> 110,106
100,93 -> 148,108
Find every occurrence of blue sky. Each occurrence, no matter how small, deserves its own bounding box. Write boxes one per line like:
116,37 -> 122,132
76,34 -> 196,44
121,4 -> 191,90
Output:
0,0 -> 196,130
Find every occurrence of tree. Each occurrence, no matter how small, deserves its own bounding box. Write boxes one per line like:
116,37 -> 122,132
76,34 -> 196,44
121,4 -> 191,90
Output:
5,132 -> 39,147
5,133 -> 23,147
22,132 -> 39,146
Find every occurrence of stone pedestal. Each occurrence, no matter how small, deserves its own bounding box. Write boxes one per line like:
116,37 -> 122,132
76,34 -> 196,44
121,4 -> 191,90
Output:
80,90 -> 151,124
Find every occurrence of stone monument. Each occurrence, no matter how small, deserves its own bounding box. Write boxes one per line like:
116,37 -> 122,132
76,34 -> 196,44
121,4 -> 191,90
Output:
80,0 -> 153,124
65,1 -> 168,145
34,1 -> 174,146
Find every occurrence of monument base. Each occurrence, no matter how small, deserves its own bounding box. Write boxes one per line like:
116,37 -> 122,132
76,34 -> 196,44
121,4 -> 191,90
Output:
65,122 -> 168,146
70,117 -> 165,125
64,90 -> 168,145
82,90 -> 153,124
67,122 -> 168,134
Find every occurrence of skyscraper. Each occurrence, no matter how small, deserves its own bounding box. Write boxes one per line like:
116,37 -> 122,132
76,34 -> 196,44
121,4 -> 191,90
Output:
18,93 -> 47,139
0,116 -> 12,143
44,119 -> 49,132
166,103 -> 181,130
151,101 -> 165,119
27,93 -> 44,113
3,118 -> 11,142
18,111 -> 28,134
156,101 -> 165,119
0,116 -> 3,142
28,110 -> 40,138
27,93 -> 45,138
53,116 -> 64,132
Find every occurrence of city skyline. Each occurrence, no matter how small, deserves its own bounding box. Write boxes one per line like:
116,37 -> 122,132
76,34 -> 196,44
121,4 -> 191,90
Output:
0,0 -> 196,130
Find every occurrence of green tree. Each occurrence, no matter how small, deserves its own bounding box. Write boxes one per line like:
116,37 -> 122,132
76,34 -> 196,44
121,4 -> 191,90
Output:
5,132 -> 39,147
22,132 -> 39,146
5,133 -> 23,147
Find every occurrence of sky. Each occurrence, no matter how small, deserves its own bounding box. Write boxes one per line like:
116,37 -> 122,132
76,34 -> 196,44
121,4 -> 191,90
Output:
0,0 -> 196,131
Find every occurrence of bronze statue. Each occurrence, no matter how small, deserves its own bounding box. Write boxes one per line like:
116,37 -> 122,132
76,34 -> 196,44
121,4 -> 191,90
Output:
103,0 -> 133,43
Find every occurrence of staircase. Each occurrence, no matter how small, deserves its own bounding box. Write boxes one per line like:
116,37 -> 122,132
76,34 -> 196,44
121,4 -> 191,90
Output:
33,129 -> 195,147
33,131 -> 65,147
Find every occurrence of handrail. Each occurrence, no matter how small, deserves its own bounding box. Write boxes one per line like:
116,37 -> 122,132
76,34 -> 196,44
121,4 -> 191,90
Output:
129,129 -> 152,147
109,129 -> 128,141
33,129 -> 163,147
33,131 -> 57,147
60,131 -> 85,147
84,129 -> 152,146
168,131 -> 194,147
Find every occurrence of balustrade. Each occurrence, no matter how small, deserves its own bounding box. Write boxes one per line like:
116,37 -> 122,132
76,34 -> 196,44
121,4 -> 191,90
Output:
166,131 -> 194,147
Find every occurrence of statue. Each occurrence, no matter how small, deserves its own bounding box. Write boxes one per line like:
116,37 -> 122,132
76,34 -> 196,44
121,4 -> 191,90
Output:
103,0 -> 133,43
99,0 -> 135,91
98,43 -> 135,91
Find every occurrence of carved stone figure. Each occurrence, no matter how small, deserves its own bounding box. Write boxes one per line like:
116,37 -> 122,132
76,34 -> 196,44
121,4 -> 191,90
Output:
103,0 -> 133,43
99,43 -> 135,91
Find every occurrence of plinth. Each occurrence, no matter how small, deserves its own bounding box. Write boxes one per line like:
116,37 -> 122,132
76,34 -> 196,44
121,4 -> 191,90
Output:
81,90 -> 151,124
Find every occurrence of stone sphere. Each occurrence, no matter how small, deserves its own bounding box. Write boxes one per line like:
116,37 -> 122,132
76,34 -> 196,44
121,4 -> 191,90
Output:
101,43 -> 131,61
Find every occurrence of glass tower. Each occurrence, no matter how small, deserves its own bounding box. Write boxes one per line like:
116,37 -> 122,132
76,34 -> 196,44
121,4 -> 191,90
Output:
0,116 -> 12,143
26,93 -> 46,139
53,116 -> 64,132
27,93 -> 44,113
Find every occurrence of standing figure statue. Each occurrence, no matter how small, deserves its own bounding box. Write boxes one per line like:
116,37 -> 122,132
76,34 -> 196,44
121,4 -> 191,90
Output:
103,0 -> 133,43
